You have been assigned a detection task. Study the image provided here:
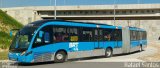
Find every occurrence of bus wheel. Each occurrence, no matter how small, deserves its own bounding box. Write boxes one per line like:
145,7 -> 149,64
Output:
54,51 -> 67,63
139,45 -> 143,52
105,48 -> 112,58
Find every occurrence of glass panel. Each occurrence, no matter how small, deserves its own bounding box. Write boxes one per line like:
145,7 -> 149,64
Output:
53,27 -> 67,42
69,28 -> 78,42
81,28 -> 93,41
32,26 -> 52,48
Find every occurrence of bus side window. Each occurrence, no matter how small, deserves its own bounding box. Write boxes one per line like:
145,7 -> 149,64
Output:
44,32 -> 50,43
32,26 -> 52,48
113,29 -> 122,41
103,29 -> 111,41
36,31 -> 43,43
142,31 -> 147,40
34,31 -> 51,46
69,27 -> 78,42
81,28 -> 93,41
103,29 -> 116,41
130,30 -> 135,41
140,31 -> 143,40
53,27 -> 71,42
63,33 -> 69,41
99,29 -> 103,41
55,32 -> 63,42
32,32 -> 43,48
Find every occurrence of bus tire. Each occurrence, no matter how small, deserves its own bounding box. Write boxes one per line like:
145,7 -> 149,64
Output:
139,45 -> 143,52
105,48 -> 112,58
54,51 -> 67,63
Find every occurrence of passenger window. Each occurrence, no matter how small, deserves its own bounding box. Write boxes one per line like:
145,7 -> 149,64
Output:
53,27 -> 69,42
53,26 -> 79,42
113,30 -> 122,41
130,30 -> 137,41
32,26 -> 52,48
81,28 -> 93,41
103,29 -> 115,41
103,29 -> 111,41
142,31 -> 147,40
69,28 -> 78,42
99,29 -> 103,41
140,31 -> 143,40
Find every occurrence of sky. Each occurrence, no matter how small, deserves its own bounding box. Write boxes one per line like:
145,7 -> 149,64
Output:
0,0 -> 160,8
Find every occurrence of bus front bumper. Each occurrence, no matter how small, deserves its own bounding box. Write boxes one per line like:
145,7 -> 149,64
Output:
8,52 -> 33,63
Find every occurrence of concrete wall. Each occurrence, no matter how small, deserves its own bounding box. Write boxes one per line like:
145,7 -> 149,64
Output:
3,9 -> 160,42
4,9 -> 42,25
2,4 -> 160,25
1,4 -> 160,42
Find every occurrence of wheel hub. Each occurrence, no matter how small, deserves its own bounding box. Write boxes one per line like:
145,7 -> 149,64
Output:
56,54 -> 63,60
106,50 -> 111,56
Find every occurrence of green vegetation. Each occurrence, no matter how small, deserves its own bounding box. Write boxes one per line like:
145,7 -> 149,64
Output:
0,51 -> 8,60
0,31 -> 11,49
0,9 -> 23,60
0,9 -> 23,49
0,10 -> 23,28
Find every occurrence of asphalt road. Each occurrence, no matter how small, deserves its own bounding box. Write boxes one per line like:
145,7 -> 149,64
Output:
8,46 -> 157,68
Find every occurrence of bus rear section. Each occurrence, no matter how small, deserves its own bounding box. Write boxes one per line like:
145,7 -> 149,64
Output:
122,27 -> 147,54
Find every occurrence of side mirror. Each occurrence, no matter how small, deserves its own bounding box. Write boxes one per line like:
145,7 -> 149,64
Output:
9,29 -> 20,37
10,30 -> 13,37
39,31 -> 44,38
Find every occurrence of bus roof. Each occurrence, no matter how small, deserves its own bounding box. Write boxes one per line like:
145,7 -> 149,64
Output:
28,19 -> 145,31
29,19 -> 121,29
30,19 -> 112,26
129,27 -> 146,31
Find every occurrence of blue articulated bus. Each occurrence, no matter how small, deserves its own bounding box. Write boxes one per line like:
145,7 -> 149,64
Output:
8,20 -> 147,63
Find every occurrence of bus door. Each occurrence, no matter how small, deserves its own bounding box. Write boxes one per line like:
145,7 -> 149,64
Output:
32,26 -> 53,62
94,29 -> 103,49
114,29 -> 122,48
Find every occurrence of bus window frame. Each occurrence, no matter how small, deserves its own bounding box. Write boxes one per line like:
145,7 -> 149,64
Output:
80,27 -> 95,42
32,25 -> 53,48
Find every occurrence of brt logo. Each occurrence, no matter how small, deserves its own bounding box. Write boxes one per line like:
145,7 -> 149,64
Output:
69,42 -> 79,51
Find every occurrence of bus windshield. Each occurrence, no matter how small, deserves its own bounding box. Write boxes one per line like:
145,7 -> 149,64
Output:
9,26 -> 37,53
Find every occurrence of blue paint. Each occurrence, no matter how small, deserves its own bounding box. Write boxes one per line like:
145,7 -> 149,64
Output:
129,27 -> 145,31
39,31 -> 44,38
8,20 -> 147,63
